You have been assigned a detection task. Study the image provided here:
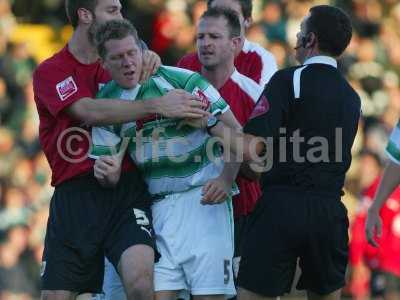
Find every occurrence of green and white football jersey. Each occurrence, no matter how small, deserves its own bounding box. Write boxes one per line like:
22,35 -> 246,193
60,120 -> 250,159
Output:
386,121 -> 400,165
90,66 -> 231,196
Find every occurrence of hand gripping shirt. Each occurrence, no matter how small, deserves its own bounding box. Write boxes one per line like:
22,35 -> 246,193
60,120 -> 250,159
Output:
90,66 -> 234,196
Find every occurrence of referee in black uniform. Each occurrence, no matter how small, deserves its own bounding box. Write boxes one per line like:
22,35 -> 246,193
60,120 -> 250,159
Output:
207,5 -> 361,300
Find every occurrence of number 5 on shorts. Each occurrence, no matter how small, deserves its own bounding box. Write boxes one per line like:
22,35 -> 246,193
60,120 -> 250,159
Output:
133,208 -> 150,226
224,259 -> 230,284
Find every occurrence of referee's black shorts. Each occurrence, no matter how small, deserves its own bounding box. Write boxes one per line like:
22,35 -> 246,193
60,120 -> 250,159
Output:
238,187 -> 349,297
41,171 -> 155,294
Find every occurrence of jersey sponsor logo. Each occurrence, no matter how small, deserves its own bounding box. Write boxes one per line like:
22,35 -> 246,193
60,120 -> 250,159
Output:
56,76 -> 78,101
249,95 -> 269,119
192,87 -> 210,110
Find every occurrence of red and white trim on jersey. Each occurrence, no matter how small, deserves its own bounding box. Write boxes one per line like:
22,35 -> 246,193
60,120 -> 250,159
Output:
239,39 -> 278,87
230,69 -> 264,103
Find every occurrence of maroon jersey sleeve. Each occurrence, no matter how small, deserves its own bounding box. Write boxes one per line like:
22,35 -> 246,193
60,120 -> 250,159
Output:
33,64 -> 93,117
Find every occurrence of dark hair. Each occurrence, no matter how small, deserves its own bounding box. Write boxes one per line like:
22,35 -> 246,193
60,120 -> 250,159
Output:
201,7 -> 241,38
95,19 -> 141,59
306,5 -> 352,57
65,0 -> 98,28
207,0 -> 252,19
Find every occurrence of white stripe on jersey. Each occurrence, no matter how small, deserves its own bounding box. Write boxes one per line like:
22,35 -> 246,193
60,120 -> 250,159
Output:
162,65 -> 195,75
120,85 -> 141,100
293,65 -> 308,99
230,70 -> 263,103
242,39 -> 278,86
153,76 -> 175,92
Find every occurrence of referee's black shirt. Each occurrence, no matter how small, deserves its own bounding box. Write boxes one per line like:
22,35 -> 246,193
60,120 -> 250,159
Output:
244,56 -> 361,196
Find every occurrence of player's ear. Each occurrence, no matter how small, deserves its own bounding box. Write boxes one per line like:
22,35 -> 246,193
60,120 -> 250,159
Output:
306,32 -> 317,49
77,7 -> 94,26
243,17 -> 252,30
232,36 -> 242,50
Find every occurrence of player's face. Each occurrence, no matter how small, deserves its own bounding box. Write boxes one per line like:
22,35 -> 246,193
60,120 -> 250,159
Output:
295,15 -> 310,64
209,0 -> 246,33
88,0 -> 123,45
197,16 -> 236,69
93,0 -> 123,23
102,36 -> 143,89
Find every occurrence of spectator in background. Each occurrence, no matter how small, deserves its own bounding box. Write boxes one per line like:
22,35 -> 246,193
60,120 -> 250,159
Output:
0,224 -> 38,299
0,42 -> 36,133
0,76 -> 11,125
351,0 -> 382,38
260,1 -> 286,43
0,0 -> 16,37
268,41 -> 293,68
284,0 -> 312,49
0,127 -> 20,179
349,38 -> 387,119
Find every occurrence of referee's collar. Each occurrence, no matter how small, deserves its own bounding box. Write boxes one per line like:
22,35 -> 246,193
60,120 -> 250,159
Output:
304,56 -> 337,68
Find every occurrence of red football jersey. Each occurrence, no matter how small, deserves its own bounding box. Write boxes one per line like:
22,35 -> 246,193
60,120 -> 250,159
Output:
33,46 -> 133,186
177,39 -> 277,87
349,176 -> 400,276
178,55 -> 265,216
220,70 -> 264,216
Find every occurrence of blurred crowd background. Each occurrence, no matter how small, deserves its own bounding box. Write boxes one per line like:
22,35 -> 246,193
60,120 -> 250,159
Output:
0,0 -> 399,299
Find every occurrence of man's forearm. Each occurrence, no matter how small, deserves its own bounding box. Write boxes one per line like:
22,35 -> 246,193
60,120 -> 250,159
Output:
220,154 -> 241,186
209,122 -> 265,162
79,97 -> 161,126
370,160 -> 400,212
68,89 -> 205,126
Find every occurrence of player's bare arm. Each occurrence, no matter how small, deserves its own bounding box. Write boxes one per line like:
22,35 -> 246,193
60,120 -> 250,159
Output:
66,89 -> 208,126
209,121 -> 266,162
181,111 -> 266,172
366,160 -> 400,247
202,109 -> 242,205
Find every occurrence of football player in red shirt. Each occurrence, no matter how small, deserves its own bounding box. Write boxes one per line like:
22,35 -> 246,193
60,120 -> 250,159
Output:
33,1 -> 207,299
177,0 -> 277,88
191,7 -> 264,280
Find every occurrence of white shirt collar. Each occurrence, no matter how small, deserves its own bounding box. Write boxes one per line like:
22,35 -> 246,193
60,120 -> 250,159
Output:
121,83 -> 141,97
304,55 -> 337,68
